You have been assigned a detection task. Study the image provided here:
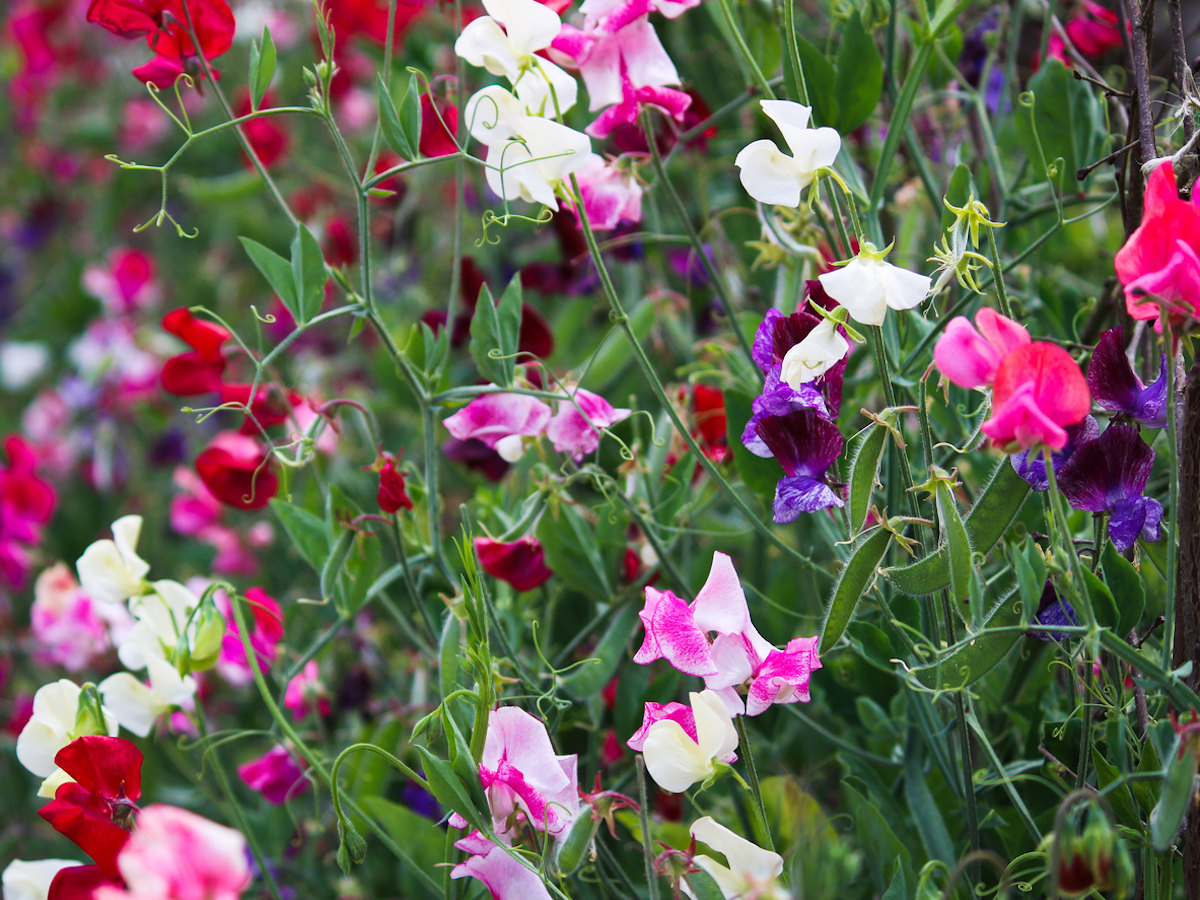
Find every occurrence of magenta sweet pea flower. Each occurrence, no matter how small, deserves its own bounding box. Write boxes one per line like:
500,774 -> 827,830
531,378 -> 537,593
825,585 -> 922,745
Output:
983,343 -> 1091,451
546,388 -> 632,459
283,660 -> 331,720
475,537 -> 554,592
443,394 -> 552,463
450,832 -> 552,900
708,634 -> 822,717
1086,327 -> 1167,428
237,746 -> 309,805
932,306 -> 1030,390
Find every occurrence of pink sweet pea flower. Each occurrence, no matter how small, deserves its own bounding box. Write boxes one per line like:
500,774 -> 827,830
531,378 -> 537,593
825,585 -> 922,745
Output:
708,635 -> 821,717
1114,161 -> 1200,326
31,563 -> 124,672
283,660 -> 332,719
214,587 -> 283,687
932,307 -> 1030,390
450,832 -> 552,900
237,746 -> 309,804
574,154 -> 643,230
545,388 -> 631,459
982,343 -> 1091,451
82,249 -> 160,316
92,805 -> 250,900
476,706 -> 579,839
443,394 -> 553,463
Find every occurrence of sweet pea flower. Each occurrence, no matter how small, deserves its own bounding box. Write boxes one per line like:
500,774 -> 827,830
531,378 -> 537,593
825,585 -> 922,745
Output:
1113,161 -> 1200,325
92,805 -> 250,900
2,859 -> 83,900
687,817 -> 786,900
476,537 -> 554,591
31,563 -> 127,672
455,0 -> 578,115
1086,327 -> 1167,428
755,408 -> 845,522
1057,425 -> 1164,552
633,690 -> 738,793
445,393 -> 553,462
818,242 -> 931,327
450,832 -> 552,900
735,100 -> 841,207
16,680 -> 119,795
982,343 -> 1091,451
933,306 -> 1030,390
81,249 -> 159,316
98,656 -> 198,738
546,387 -> 632,459
237,746 -> 308,805
0,434 -> 57,591
1010,416 -> 1099,491
214,587 -> 283,687
283,660 -> 331,719
574,154 -> 643,229
76,515 -> 150,606
779,318 -> 848,387
86,0 -> 236,88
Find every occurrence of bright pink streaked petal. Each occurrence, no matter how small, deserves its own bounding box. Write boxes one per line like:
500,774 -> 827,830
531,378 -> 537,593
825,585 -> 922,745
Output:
983,381 -> 1070,451
690,551 -> 751,636
450,836 -> 553,900
633,587 -> 717,676
443,394 -> 552,449
626,701 -> 696,751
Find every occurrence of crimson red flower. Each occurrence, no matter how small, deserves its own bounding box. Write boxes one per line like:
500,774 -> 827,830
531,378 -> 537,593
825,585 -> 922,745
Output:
86,0 -> 235,87
323,0 -> 424,45
38,736 -> 143,879
49,865 -> 119,900
692,385 -> 727,464
161,307 -> 230,396
475,537 -> 553,591
419,93 -> 459,158
219,383 -> 295,432
235,89 -> 289,169
322,216 -> 358,269
371,452 -> 413,514
195,431 -> 278,510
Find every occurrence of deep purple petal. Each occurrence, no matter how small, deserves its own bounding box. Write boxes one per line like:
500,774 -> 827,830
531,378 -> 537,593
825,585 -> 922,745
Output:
1031,581 -> 1078,642
741,368 -> 829,458
1087,328 -> 1142,414
772,475 -> 843,524
1108,497 -> 1148,552
1142,497 -> 1164,543
1057,425 -> 1155,512
752,309 -> 785,371
1010,416 -> 1099,491
1132,355 -> 1168,428
755,408 -> 845,478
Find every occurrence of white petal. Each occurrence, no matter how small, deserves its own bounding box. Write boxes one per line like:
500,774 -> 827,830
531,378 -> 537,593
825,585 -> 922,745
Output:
17,720 -> 70,778
760,99 -> 811,135
691,690 -> 738,762
465,85 -> 525,145
819,260 -> 889,326
455,17 -> 521,81
76,541 -> 144,606
516,58 -> 578,116
882,263 -> 933,311
779,319 -> 848,386
578,38 -> 623,111
691,816 -> 784,884
3,859 -> 84,900
735,140 -> 806,207
111,515 -> 148,579
36,769 -> 75,800
789,126 -> 841,174
484,0 -> 562,51
642,720 -> 708,792
98,672 -> 163,738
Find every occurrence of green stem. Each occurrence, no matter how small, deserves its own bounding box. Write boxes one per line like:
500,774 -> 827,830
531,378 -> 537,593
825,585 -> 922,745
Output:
1163,322 -> 1180,670
635,757 -> 661,900
868,41 -> 934,219
780,0 -> 808,105
713,0 -> 776,99
734,716 -> 774,850
985,225 -> 1014,319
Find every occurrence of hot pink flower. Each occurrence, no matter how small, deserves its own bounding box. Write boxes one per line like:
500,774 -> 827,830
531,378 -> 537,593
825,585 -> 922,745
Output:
450,832 -> 552,900
237,746 -> 308,805
0,434 -> 56,590
82,249 -> 160,316
574,154 -> 642,230
932,307 -> 1030,390
443,394 -> 552,463
283,660 -> 331,719
1114,161 -> 1200,326
92,805 -> 250,900
194,431 -> 278,511
215,587 -> 283,687
983,343 -> 1092,451
545,388 -> 631,459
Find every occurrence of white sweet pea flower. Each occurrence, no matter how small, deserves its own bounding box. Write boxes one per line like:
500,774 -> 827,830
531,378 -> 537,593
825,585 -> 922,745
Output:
16,680 -> 118,793
779,318 -> 849,387
118,579 -> 203,671
735,100 -> 841,207
642,690 -> 738,793
686,817 -> 788,900
818,242 -> 932,327
99,655 -> 198,738
3,859 -> 84,900
76,515 -> 150,605
455,0 -> 578,115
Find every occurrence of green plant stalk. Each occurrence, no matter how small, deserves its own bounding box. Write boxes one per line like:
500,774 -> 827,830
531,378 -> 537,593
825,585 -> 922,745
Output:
734,715 -> 774,851
713,0 -> 775,99
641,112 -> 758,377
868,41 -> 934,219
964,711 -> 1041,841
364,0 -> 399,176
569,168 -> 814,569
1163,321 -> 1180,671
781,704 -> 902,766
779,0 -> 808,105
635,756 -> 661,900
985,225 -> 1014,320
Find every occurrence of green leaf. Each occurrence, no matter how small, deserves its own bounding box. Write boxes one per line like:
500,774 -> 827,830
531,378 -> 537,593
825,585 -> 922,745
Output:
587,299 -> 655,388
439,613 -> 461,699
241,237 -> 299,323
724,389 -> 782,504
249,26 -> 276,110
820,527 -> 891,653
469,276 -> 522,387
742,1 -> 781,94
398,72 -> 422,157
903,740 -> 954,865
934,480 -> 973,605
1092,748 -> 1142,830
848,424 -> 887,535
1012,538 -> 1047,613
377,73 -> 419,160
1014,58 -> 1105,186
833,12 -> 883,134
1101,542 -> 1146,638
361,796 -> 445,875
322,528 -> 355,606
884,460 -> 1029,596
910,587 -> 1023,689
537,502 -> 613,600
270,499 -> 327,573
561,603 -> 640,699
442,707 -> 491,819
682,870 -> 727,900
1081,567 -> 1119,632
414,747 -> 489,833
291,223 -> 327,325
795,34 -> 838,128
1151,736 -> 1195,851
844,783 -> 912,897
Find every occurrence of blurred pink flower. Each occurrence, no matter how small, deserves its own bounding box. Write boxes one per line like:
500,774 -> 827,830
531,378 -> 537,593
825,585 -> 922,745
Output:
283,660 -> 331,719
451,831 -> 553,900
0,434 -> 57,590
30,563 -> 121,672
82,248 -> 160,316
237,746 -> 308,804
932,307 -> 1030,390
546,387 -> 631,459
214,587 -> 283,687
574,154 -> 642,230
444,394 -> 552,463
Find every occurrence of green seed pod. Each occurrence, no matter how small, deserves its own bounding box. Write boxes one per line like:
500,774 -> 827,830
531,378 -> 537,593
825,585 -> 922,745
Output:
555,811 -> 600,876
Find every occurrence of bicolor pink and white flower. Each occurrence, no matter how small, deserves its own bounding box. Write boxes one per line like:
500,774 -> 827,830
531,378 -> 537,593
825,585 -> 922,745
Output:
81,248 -> 160,316
546,387 -> 632,459
31,563 -> 131,672
627,690 -> 738,793
444,393 -> 553,462
450,831 -> 553,900
284,660 -> 332,719
633,552 -> 821,715
574,154 -> 643,229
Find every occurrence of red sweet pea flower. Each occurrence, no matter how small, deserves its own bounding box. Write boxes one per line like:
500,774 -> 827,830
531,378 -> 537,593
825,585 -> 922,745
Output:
195,431 -> 278,510
86,0 -> 235,87
0,434 -> 57,590
161,308 -> 230,396
234,89 -> 290,169
419,93 -> 459,158
38,736 -> 143,879
219,383 -> 295,432
475,537 -> 553,591
692,384 -> 727,463
49,864 -> 120,900
323,0 -> 424,45
370,451 -> 413,514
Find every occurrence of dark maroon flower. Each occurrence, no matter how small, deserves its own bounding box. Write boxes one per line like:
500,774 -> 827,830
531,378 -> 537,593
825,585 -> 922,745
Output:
1057,424 -> 1163,552
749,285 -> 845,418
443,438 -> 510,481
754,408 -> 845,523
38,736 -> 143,879
518,304 -> 554,360
475,537 -> 553,591
1087,327 -> 1167,428
195,431 -> 278,510
49,864 -> 119,900
160,307 -> 229,396
1010,415 -> 1099,491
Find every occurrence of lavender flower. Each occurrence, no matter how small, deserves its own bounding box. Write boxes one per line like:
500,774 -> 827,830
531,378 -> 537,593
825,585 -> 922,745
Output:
1030,581 -> 1078,642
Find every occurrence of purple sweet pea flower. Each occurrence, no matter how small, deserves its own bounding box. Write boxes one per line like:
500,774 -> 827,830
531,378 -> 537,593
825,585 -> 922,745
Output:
754,408 -> 845,523
1057,424 -> 1164,552
1010,416 -> 1099,491
1029,581 -> 1079,642
741,367 -> 829,458
750,286 -> 845,417
1087,327 -> 1167,428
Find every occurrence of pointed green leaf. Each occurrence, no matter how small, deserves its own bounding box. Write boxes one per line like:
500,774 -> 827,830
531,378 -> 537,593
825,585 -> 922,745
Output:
934,480 -> 973,605
1081,566 -> 1119,632
250,26 -> 276,110
414,747 -> 489,833
561,603 -> 641,699
833,12 -> 883,134
469,276 -> 522,387
1012,538 -> 1047,612
794,34 -> 838,128
378,73 -> 419,160
291,223 -> 327,324
398,71 -> 422,157
241,237 -> 299,323
820,526 -> 892,653
269,499 -> 327,573
848,423 -> 887,535
1101,542 -> 1145,638
1151,736 -> 1195,851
